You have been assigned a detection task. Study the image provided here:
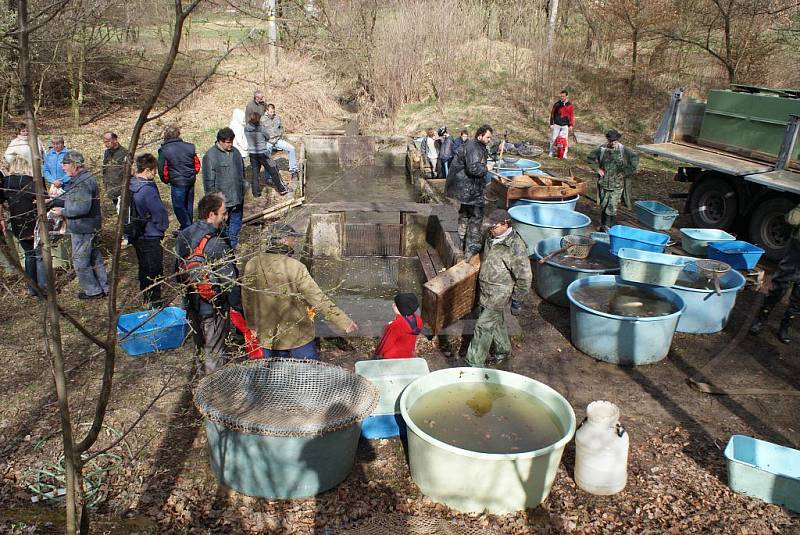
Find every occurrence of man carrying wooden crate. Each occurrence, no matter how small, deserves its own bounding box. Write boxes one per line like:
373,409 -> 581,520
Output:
465,209 -> 532,368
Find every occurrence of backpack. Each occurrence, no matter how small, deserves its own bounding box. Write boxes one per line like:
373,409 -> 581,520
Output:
177,234 -> 219,302
123,196 -> 149,241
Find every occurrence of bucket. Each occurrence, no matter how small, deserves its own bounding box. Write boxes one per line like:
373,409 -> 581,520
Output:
399,367 -> 576,513
512,195 -> 580,211
671,266 -> 746,334
509,205 -> 592,255
566,276 -> 686,365
575,400 -> 629,495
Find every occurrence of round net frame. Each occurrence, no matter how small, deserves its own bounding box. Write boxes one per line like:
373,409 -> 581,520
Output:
194,358 -> 379,437
562,234 -> 595,259
694,258 -> 731,279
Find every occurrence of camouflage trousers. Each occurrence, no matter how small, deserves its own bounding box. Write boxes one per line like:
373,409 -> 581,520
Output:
465,307 -> 510,367
598,185 -> 624,216
458,203 -> 484,252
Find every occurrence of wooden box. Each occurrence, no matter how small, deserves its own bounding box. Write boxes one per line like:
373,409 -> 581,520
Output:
422,256 -> 480,334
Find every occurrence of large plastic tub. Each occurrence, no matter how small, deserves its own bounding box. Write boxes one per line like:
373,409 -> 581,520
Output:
617,248 -> 690,287
634,200 -> 679,230
399,367 -> 576,513
117,307 -> 188,356
495,158 -> 541,177
708,240 -> 765,270
512,195 -> 580,211
680,228 -> 736,255
533,236 -> 619,307
509,205 -> 592,255
671,265 -> 746,334
355,358 -> 430,439
567,276 -> 685,366
724,435 -> 800,513
608,225 -> 670,256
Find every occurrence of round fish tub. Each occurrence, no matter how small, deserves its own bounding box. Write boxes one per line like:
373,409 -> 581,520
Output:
671,268 -> 746,333
399,367 -> 576,514
567,276 -> 686,366
509,205 -> 592,255
533,236 -> 620,307
495,158 -> 541,177
512,195 -> 580,211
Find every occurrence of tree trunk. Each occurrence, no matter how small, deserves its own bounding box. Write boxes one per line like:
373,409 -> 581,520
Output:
630,28 -> 638,91
547,0 -> 560,50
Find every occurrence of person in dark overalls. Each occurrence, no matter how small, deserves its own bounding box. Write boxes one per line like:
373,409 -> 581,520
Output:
750,202 -> 800,344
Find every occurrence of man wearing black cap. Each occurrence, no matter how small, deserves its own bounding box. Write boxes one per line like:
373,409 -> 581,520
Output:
375,293 -> 423,359
587,129 -> 640,231
465,208 -> 532,368
242,223 -> 358,359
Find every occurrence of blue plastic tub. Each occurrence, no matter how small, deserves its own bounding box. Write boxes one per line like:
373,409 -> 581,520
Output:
495,158 -> 541,177
617,248 -> 690,287
634,200 -> 679,230
707,240 -> 764,270
117,307 -> 188,356
361,414 -> 408,439
671,264 -> 746,334
607,225 -> 670,256
567,276 -> 685,366
680,228 -> 736,255
533,236 -> 619,307
509,205 -> 592,255
512,195 -> 580,211
725,435 -> 800,513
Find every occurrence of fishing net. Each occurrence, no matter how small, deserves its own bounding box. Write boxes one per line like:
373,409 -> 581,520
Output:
338,514 -> 498,535
194,358 -> 379,437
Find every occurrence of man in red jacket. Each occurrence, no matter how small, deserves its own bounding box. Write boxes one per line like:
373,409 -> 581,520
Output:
375,293 -> 423,359
548,90 -> 575,157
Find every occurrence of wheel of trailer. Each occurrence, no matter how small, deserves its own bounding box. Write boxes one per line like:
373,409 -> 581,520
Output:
748,197 -> 795,261
689,177 -> 738,229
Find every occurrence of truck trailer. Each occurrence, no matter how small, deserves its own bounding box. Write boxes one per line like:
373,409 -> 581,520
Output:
638,86 -> 800,260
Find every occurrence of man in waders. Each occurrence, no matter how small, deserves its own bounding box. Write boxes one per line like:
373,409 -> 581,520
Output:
586,129 -> 639,231
749,202 -> 800,344
465,209 -> 532,368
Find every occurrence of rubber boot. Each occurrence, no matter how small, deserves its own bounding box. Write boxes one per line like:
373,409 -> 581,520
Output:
748,307 -> 771,335
777,316 -> 793,344
597,212 -> 607,232
607,215 -> 616,229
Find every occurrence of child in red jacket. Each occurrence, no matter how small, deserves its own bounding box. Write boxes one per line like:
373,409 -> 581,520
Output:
375,293 -> 423,359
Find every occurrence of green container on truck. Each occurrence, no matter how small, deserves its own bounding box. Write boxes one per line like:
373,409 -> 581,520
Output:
639,85 -> 800,260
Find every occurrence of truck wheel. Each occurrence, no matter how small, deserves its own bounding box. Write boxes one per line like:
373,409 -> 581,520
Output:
689,177 -> 738,229
748,197 -> 794,261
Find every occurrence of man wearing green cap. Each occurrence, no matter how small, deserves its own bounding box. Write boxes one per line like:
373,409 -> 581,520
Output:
587,129 -> 639,231
465,208 -> 532,368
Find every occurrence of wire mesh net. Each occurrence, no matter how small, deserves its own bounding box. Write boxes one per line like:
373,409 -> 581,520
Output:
194,358 -> 379,437
562,234 -> 595,259
338,514 -> 498,535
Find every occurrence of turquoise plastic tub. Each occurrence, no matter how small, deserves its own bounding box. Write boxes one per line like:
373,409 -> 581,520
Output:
512,195 -> 580,211
671,265 -> 746,334
725,435 -> 800,513
617,248 -> 691,287
567,276 -> 686,366
608,225 -> 670,256
680,228 -> 736,255
400,367 -> 576,513
533,236 -> 619,307
495,158 -> 541,177
509,205 -> 592,255
708,240 -> 764,270
634,200 -> 679,230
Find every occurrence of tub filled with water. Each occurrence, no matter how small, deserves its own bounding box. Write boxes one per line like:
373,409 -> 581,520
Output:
670,265 -> 746,334
567,275 -> 685,365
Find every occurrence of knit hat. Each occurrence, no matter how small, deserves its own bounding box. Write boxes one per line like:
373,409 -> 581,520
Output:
605,129 -> 622,141
394,293 -> 419,316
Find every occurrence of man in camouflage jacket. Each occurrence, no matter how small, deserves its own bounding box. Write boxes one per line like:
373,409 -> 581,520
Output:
586,129 -> 639,231
465,209 -> 532,368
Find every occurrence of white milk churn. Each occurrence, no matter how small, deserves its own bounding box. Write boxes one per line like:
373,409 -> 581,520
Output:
574,400 -> 629,495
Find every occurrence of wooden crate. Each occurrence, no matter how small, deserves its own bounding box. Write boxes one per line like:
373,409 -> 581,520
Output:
422,256 -> 480,334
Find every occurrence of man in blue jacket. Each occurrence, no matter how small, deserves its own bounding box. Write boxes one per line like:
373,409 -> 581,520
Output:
157,125 -> 200,231
130,153 -> 170,307
202,128 -> 246,248
42,135 -> 70,188
50,150 -> 109,299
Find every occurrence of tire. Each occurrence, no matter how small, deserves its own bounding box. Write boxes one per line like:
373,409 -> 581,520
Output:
689,176 -> 739,230
748,197 -> 796,261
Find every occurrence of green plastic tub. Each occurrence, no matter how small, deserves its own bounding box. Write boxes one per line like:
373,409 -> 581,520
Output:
399,367 -> 576,513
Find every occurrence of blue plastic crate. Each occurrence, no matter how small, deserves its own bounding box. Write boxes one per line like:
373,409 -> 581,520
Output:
361,413 -> 408,439
725,435 -> 800,513
708,240 -> 764,270
607,225 -> 670,256
634,200 -> 679,230
117,307 -> 188,356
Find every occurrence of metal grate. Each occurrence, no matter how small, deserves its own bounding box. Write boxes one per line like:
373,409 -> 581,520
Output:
338,136 -> 375,167
345,223 -> 402,256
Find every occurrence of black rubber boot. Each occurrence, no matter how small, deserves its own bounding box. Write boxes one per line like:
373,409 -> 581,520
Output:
598,212 -> 607,231
777,316 -> 793,344
607,215 -> 616,229
749,307 -> 772,335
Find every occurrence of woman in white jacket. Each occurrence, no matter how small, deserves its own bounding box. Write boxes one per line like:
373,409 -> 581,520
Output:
4,123 -> 45,168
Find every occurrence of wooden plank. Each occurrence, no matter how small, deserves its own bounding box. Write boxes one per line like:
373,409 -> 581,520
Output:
417,249 -> 438,282
428,247 -> 446,275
